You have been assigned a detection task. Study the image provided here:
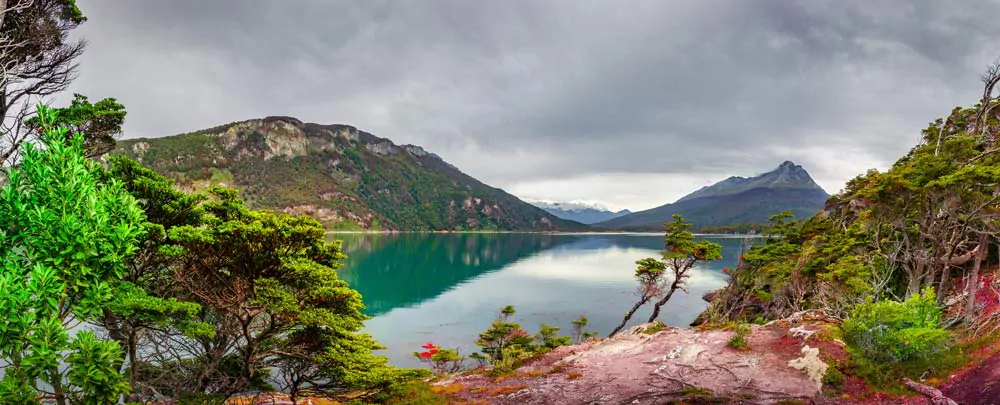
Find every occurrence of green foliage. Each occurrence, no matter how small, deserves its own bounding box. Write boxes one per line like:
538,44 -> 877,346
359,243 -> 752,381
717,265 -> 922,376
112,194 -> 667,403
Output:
176,392 -> 225,405
368,380 -> 448,405
158,187 -> 416,396
644,215 -> 723,323
643,320 -> 666,334
535,323 -> 572,350
822,363 -> 845,388
95,155 -> 213,390
26,93 -> 127,158
571,315 -> 599,342
663,214 -> 724,262
0,105 -> 146,404
726,324 -> 751,351
471,305 -> 575,375
842,287 -> 949,364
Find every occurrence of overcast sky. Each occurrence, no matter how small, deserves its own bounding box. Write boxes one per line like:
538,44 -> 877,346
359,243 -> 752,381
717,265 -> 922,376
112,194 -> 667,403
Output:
63,0 -> 1000,211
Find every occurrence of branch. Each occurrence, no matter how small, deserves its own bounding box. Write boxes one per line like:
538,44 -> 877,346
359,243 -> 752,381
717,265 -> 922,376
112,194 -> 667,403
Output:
902,378 -> 958,405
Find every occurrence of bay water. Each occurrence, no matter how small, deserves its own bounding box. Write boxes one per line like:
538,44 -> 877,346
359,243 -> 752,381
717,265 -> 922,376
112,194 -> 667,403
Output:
332,232 -> 751,369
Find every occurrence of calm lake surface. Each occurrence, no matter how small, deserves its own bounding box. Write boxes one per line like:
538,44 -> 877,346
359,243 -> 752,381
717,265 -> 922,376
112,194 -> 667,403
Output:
331,232 -> 751,368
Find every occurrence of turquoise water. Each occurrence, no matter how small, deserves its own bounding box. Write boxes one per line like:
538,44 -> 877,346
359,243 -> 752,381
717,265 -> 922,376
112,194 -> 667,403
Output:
332,233 -> 749,368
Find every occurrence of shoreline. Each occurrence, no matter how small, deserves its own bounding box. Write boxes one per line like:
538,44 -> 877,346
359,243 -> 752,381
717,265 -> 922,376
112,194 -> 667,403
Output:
327,230 -> 766,237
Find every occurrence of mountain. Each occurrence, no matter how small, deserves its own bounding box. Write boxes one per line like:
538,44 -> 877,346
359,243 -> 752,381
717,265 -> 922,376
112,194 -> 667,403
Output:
528,200 -> 632,224
111,116 -> 589,232
596,161 -> 829,231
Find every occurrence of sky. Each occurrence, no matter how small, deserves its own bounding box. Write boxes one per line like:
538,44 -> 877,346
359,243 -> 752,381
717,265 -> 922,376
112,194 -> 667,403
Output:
61,0 -> 1000,212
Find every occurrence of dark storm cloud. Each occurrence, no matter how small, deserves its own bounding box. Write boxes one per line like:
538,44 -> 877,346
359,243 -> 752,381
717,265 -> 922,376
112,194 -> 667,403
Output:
65,0 -> 1000,208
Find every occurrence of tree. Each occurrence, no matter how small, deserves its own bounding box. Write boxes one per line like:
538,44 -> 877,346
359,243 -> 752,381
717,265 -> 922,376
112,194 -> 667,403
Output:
0,104 -> 146,404
26,93 -> 127,158
608,258 -> 666,337
0,0 -> 88,165
607,215 -> 723,336
160,187 -> 410,398
90,155 -> 210,400
646,215 -> 722,323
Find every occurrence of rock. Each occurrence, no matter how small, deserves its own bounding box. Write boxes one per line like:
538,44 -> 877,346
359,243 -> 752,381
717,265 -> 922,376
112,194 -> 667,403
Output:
787,344 -> 828,392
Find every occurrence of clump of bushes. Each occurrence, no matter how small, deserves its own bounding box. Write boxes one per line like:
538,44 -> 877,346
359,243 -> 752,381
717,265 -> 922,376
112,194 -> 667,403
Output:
467,306 -> 592,376
842,287 -> 949,364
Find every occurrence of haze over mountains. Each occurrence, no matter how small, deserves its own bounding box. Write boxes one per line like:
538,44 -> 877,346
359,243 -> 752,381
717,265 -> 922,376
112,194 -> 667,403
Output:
528,200 -> 632,224
595,161 -> 829,231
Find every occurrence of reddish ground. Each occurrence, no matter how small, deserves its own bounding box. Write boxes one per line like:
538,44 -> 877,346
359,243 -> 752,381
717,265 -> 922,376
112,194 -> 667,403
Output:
436,318 -> 847,404
943,351 -> 1000,405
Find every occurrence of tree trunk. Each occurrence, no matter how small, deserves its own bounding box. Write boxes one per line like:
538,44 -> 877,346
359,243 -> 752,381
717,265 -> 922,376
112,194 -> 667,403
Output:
907,262 -> 925,298
647,278 -> 683,323
965,235 -> 988,323
49,369 -> 67,405
128,331 -> 138,391
608,295 -> 652,337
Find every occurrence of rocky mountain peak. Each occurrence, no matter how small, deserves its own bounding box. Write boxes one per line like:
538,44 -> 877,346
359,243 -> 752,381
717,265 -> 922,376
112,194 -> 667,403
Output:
676,161 -> 826,203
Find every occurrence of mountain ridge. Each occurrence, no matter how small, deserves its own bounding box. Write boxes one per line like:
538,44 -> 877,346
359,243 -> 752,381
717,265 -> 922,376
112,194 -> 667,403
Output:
112,116 -> 589,232
596,161 -> 829,230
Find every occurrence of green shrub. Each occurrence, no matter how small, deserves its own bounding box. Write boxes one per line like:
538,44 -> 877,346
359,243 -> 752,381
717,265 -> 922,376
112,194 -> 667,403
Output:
727,324 -> 751,351
842,287 -> 949,363
471,305 -> 577,376
822,364 -> 845,388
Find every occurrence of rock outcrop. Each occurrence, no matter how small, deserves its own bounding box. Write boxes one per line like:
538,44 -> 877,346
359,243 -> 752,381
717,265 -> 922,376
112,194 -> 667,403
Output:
436,319 -> 847,404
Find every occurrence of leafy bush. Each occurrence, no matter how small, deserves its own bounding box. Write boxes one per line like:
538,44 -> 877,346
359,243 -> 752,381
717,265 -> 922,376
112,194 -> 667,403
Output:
0,105 -> 146,404
842,287 -> 949,363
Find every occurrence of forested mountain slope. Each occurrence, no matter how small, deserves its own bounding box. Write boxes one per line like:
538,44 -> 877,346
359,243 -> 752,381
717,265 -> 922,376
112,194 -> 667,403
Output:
113,117 -> 588,231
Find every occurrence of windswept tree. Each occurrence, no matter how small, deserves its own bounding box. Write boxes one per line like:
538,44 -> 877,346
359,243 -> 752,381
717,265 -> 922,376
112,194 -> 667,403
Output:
147,187 -> 415,399
0,0 -> 89,165
0,104 -> 146,404
90,155 -> 210,398
646,215 -> 722,322
608,258 -> 666,337
609,215 -> 722,336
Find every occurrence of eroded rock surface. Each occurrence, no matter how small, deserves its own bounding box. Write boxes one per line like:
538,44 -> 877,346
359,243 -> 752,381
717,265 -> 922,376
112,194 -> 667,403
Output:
437,322 -> 835,404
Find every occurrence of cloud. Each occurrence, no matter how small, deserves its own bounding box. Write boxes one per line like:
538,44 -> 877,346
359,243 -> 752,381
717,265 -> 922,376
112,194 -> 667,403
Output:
66,0 -> 1000,210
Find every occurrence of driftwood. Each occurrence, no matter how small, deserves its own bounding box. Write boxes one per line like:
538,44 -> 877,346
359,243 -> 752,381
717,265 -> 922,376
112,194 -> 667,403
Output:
902,378 -> 958,405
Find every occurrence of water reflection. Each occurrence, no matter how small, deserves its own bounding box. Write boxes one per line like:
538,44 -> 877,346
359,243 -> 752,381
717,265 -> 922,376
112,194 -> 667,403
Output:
333,233 -> 751,367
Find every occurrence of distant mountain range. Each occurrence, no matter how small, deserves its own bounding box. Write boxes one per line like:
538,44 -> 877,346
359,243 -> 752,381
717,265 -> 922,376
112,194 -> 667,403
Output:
596,161 -> 829,231
111,117 -> 588,232
528,200 -> 632,224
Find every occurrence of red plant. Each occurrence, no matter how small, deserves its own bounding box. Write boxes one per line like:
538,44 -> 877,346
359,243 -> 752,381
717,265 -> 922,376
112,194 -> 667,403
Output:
418,342 -> 440,358
414,342 -> 463,374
